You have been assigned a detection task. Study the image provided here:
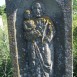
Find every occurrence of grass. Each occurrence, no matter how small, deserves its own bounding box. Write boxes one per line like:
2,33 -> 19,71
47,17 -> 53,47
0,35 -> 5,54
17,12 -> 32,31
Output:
0,13 -> 13,77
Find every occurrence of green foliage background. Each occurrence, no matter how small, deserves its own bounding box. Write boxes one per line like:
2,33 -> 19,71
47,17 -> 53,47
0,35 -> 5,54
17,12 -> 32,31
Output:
73,0 -> 77,77
0,0 -> 77,77
0,6 -> 13,77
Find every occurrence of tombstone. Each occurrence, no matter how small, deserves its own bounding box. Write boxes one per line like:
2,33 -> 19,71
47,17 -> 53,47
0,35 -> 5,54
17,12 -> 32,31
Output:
5,0 -> 72,77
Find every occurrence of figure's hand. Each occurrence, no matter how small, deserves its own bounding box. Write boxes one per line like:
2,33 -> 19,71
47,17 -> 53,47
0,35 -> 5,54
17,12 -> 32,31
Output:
43,19 -> 49,26
36,30 -> 42,37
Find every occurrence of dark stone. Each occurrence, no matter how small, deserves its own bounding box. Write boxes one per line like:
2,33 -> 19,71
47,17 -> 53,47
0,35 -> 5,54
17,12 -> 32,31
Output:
6,0 -> 72,77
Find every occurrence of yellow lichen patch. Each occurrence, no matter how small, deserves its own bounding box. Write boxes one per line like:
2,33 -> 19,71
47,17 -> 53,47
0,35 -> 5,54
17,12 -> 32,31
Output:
24,10 -> 31,14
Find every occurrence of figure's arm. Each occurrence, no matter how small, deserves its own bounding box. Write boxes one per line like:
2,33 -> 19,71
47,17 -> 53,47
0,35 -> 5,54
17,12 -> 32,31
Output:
24,21 -> 32,31
23,21 -> 41,41
46,23 -> 55,42
23,21 -> 32,41
24,21 -> 27,30
43,19 -> 55,42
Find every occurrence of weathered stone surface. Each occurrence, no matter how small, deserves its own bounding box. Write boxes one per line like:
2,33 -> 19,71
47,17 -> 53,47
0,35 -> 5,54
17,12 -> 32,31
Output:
6,0 -> 72,77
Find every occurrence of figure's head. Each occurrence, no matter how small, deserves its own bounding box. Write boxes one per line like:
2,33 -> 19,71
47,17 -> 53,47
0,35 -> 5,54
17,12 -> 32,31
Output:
24,10 -> 31,19
31,2 -> 44,17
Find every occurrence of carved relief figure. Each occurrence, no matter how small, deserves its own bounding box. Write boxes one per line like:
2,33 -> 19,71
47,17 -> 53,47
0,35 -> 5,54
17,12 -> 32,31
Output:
23,2 -> 55,77
24,10 -> 41,41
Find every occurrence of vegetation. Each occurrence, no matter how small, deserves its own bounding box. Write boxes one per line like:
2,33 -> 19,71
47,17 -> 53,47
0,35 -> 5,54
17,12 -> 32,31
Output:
73,0 -> 77,77
0,5 -> 13,77
0,5 -> 6,15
